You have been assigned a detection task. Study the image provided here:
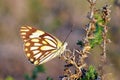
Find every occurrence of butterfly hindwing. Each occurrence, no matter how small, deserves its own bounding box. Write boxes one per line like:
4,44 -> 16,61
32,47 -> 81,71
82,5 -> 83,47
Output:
24,38 -> 56,65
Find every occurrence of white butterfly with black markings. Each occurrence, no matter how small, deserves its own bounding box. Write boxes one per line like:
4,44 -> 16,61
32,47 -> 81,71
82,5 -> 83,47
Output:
20,26 -> 67,65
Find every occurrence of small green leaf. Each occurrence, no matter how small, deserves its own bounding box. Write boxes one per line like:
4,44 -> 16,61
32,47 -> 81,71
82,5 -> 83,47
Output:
32,68 -> 38,79
80,66 -> 98,80
86,66 -> 97,80
35,64 -> 45,73
24,65 -> 46,80
5,76 -> 14,80
89,22 -> 103,48
77,40 -> 84,47
24,74 -> 33,80
46,77 -> 53,80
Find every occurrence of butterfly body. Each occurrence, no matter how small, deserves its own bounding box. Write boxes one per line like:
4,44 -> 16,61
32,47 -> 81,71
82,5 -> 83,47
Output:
20,26 -> 67,65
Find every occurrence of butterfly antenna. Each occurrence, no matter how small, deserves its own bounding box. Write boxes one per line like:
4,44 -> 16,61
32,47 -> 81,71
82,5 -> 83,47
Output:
62,24 -> 74,45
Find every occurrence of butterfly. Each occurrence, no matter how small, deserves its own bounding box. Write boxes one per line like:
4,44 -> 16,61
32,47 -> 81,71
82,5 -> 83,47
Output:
20,26 -> 67,65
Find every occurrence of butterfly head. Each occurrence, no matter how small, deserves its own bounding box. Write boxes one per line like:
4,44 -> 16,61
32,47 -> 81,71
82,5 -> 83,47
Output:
62,42 -> 68,53
57,42 -> 68,55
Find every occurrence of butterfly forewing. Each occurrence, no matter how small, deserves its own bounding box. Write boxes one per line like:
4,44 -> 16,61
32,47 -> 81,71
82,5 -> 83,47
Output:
20,26 -> 45,42
20,26 -> 64,65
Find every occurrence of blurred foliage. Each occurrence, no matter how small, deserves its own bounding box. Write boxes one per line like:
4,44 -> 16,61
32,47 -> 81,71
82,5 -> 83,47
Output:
89,12 -> 104,48
27,0 -> 43,24
94,13 -> 104,25
77,13 -> 104,48
77,40 -> 84,47
24,65 -> 53,80
0,0 -> 10,16
89,23 -> 103,48
24,65 -> 45,80
79,66 -> 99,80
5,76 -> 14,80
48,17 -> 62,31
77,22 -> 103,49
46,77 -> 53,80
26,0 -> 62,32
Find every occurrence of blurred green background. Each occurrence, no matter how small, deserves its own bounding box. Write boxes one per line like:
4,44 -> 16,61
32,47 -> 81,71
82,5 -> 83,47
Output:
0,0 -> 120,80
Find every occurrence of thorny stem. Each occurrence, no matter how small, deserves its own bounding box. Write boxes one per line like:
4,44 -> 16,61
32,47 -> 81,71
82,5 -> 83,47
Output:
99,25 -> 107,79
98,5 -> 111,79
60,1 -> 97,80
60,0 -> 111,80
101,5 -> 111,62
102,25 -> 107,62
85,0 -> 96,42
60,0 -> 98,80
